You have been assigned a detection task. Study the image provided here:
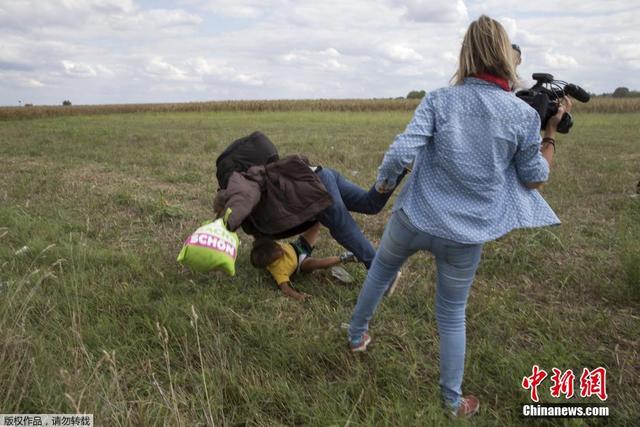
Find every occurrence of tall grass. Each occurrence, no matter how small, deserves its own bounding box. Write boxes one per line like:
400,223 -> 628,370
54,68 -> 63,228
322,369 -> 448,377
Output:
0,99 -> 420,121
574,97 -> 640,113
1,96 -> 639,121
616,197 -> 640,301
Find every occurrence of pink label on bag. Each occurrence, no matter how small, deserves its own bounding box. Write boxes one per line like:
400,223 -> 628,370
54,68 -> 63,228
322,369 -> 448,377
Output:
186,233 -> 237,258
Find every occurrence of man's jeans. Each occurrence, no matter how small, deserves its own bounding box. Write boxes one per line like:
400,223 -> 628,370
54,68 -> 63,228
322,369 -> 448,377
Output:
349,209 -> 483,409
316,168 -> 393,268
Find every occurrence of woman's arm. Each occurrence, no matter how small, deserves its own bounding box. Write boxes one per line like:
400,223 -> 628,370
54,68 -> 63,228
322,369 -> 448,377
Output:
540,97 -> 573,167
376,95 -> 435,192
524,131 -> 556,189
517,97 -> 572,190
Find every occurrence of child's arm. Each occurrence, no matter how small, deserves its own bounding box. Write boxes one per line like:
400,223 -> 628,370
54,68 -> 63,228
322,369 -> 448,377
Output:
300,256 -> 340,273
280,282 -> 311,301
300,251 -> 356,274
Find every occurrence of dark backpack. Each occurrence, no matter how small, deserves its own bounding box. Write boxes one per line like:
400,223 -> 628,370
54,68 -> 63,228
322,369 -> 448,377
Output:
215,131 -> 279,189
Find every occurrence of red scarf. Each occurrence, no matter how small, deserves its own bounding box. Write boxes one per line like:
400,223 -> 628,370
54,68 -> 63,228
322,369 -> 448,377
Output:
475,72 -> 510,91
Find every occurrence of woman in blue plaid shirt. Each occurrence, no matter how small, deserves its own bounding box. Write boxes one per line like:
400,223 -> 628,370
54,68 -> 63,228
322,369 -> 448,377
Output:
347,15 -> 572,418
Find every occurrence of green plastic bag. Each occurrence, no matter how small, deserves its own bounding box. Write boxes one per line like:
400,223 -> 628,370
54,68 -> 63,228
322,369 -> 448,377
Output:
177,210 -> 240,276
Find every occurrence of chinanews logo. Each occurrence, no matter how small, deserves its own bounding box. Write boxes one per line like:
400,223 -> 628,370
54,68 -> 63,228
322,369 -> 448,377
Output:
520,365 -> 609,418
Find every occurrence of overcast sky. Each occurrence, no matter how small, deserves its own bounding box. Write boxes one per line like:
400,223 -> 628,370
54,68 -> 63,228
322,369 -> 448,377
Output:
1,0 -> 638,105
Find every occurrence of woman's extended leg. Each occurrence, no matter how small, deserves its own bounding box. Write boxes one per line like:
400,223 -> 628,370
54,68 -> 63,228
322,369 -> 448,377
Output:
348,210 -> 421,341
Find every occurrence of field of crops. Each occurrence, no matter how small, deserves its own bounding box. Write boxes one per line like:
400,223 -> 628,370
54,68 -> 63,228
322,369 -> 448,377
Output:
1,108 -> 638,425
1,96 -> 640,121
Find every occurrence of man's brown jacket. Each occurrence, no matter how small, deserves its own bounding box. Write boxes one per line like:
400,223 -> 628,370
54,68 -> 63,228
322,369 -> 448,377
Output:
214,155 -> 333,238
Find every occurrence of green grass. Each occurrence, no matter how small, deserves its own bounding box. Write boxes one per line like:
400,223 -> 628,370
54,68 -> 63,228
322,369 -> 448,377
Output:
1,111 -> 639,426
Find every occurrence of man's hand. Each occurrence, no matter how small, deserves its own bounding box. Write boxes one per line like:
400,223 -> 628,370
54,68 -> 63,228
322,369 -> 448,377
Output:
280,283 -> 311,301
213,191 -> 226,218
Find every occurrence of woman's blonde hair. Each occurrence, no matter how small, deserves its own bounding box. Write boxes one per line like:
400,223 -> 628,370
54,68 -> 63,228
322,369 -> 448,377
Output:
452,15 -> 517,85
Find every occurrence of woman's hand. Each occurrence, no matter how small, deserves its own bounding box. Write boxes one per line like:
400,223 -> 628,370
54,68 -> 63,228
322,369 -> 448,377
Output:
528,96 -> 574,189
544,96 -> 573,138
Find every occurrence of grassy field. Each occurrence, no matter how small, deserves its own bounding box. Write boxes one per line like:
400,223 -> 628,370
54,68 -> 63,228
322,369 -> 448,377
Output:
0,109 -> 638,426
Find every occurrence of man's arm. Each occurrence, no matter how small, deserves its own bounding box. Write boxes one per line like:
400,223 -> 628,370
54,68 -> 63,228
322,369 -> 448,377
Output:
219,172 -> 261,231
213,190 -> 227,218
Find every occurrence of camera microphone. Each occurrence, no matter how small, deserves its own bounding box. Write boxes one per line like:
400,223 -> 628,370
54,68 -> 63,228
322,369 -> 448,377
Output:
564,84 -> 590,103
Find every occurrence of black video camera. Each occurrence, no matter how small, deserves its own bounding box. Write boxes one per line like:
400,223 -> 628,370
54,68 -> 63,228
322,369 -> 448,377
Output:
515,73 -> 590,134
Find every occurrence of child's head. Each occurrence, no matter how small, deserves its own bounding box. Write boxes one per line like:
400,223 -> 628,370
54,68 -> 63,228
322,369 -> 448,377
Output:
250,237 -> 283,268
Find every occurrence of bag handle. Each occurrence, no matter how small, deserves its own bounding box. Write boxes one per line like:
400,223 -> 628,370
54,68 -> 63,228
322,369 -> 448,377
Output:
223,208 -> 233,228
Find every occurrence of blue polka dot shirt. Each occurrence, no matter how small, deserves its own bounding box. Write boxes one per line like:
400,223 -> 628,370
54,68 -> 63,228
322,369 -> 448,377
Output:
377,77 -> 560,244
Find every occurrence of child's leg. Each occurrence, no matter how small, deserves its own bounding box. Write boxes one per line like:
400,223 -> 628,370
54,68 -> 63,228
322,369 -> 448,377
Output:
300,256 -> 340,273
300,222 -> 322,247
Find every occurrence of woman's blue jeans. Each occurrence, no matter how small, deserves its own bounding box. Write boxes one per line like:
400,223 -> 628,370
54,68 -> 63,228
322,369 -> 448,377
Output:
348,209 -> 483,409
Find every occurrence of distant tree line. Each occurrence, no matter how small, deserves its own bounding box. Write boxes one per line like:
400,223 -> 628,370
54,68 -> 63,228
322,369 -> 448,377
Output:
610,87 -> 640,98
406,90 -> 426,99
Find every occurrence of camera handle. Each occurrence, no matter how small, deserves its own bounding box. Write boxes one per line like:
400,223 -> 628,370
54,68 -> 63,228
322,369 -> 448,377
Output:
557,112 -> 573,134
